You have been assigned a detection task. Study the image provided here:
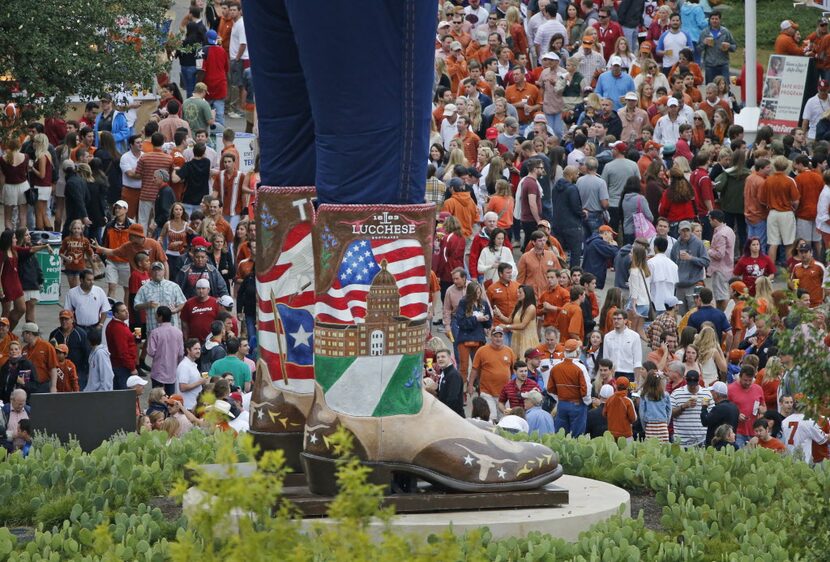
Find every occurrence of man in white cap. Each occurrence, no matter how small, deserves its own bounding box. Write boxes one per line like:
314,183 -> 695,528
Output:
700,380 -> 739,446
538,52 -> 566,137
439,103 -> 459,149
101,199 -> 134,301
523,388 -> 555,435
126,374 -> 148,416
595,55 -> 637,110
180,278 -> 220,342
654,97 -> 688,146
618,91 -> 648,143
775,20 -> 804,56
586,382 -> 615,438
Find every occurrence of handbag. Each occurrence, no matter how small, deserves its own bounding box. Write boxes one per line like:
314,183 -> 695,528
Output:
633,197 -> 656,240
24,186 -> 37,206
641,269 -> 657,322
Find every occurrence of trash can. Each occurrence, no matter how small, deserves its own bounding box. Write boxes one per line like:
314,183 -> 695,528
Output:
30,230 -> 62,305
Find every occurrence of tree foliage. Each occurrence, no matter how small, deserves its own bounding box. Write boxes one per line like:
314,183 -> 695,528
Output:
0,0 -> 172,132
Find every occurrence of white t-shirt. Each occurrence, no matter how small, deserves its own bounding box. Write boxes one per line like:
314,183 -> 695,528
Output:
782,413 -> 829,463
120,150 -> 142,189
177,356 -> 203,410
802,94 -> 830,140
230,18 -> 248,60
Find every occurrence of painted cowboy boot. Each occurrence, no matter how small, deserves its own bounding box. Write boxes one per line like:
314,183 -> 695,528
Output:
249,187 -> 316,472
302,204 -> 563,495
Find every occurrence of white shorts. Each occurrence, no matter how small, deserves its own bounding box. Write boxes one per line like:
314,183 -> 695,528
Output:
36,186 -> 52,202
796,218 -> 821,243
711,271 -> 729,301
767,209 -> 796,246
105,260 -> 131,285
2,181 -> 28,206
23,289 -> 40,302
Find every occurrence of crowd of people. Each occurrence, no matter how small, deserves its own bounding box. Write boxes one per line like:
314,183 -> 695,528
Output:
1,0 -> 829,461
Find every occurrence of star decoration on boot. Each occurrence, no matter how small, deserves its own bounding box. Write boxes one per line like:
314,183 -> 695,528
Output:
463,454 -> 475,466
256,408 -> 265,421
497,468 -> 507,479
308,433 -> 318,444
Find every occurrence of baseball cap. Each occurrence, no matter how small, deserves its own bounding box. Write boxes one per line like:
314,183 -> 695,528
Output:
685,370 -> 700,382
711,381 -> 728,395
598,224 -> 617,235
85,101 -> 99,111
780,20 -> 797,31
563,338 -> 580,352
209,400 -> 233,417
662,143 -> 677,156
639,42 -> 652,52
450,40 -> 463,52
206,29 -> 218,44
541,52 -> 560,61
610,141 -> 628,153
664,295 -> 680,309
503,116 -> 518,127
113,200 -> 128,209
533,113 -> 547,123
167,394 -> 185,404
437,20 -> 450,28
525,348 -> 543,359
127,375 -> 148,388
21,322 -> 39,334
678,220 -> 693,231
191,236 -> 210,249
497,414 -> 530,434
54,344 -> 69,354
492,325 -> 505,334
62,159 -> 76,171
127,223 -> 145,237
666,97 -> 679,107
537,219 -> 551,229
151,261 -> 165,271
644,140 -> 662,151
609,55 -> 623,66
797,241 -> 811,252
615,376 -> 629,390
599,384 -> 615,399
447,177 -> 464,190
100,93 -> 113,102
582,36 -> 595,46
218,295 -> 234,307
195,278 -> 211,289
730,280 -> 748,294
443,103 -> 458,116
728,349 -> 744,362
485,127 -> 499,140
520,388 -> 544,405
820,79 -> 830,90
624,91 -> 639,102
58,310 -> 74,320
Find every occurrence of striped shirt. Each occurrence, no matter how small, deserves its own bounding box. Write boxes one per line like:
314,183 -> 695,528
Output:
670,386 -> 713,446
135,150 -> 173,201
133,279 -> 186,332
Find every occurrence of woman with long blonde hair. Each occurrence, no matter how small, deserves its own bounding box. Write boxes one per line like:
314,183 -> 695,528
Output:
442,148 -> 469,182
505,6 -> 528,58
468,97 -> 484,137
693,325 -> 727,386
611,36 -> 634,71
754,276 -> 774,310
0,137 -> 30,230
30,133 -> 54,229
627,244 -> 651,338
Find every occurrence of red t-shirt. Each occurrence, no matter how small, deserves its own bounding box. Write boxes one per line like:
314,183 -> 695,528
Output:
129,270 -> 150,323
733,255 -> 776,295
728,382 -> 765,437
180,296 -> 220,341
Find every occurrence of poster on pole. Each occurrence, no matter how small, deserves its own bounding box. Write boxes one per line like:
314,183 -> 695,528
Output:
758,55 -> 811,134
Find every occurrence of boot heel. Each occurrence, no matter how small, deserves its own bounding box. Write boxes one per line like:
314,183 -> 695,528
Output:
251,431 -> 305,473
301,452 -> 399,496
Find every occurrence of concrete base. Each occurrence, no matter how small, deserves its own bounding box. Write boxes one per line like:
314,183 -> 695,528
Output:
303,475 -> 629,542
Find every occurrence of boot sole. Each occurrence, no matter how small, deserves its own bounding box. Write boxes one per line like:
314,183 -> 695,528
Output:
301,451 -> 564,496
250,430 -> 305,473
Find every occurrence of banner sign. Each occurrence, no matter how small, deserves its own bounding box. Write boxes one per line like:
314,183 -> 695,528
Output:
758,55 -> 811,134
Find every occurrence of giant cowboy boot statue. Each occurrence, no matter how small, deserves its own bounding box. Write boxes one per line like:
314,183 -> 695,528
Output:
301,204 -> 563,494
249,187 -> 316,472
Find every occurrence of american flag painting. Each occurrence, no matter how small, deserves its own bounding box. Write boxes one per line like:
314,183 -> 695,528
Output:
257,220 -> 315,381
316,238 -> 429,324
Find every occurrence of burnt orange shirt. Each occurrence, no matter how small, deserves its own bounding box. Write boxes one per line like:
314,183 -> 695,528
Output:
517,249 -> 558,299
504,82 -> 541,124
547,359 -> 587,402
791,260 -> 826,307
23,338 -> 58,384
471,343 -> 516,396
109,238 -> 167,270
539,286 -> 569,326
486,279 -> 519,327
60,236 -> 92,272
559,301 -> 584,342
774,33 -> 803,56
761,172 -> 799,212
758,437 -> 786,452
795,170 -> 824,220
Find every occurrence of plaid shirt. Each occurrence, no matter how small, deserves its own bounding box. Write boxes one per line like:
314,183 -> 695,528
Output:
498,377 -> 541,409
425,177 -> 446,209
647,310 -> 678,342
133,279 -> 186,333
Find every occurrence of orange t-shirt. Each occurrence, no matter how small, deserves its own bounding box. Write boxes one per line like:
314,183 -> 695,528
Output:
758,437 -> 786,452
471,344 -> 516,396
517,250 -> 558,300
795,170 -> 824,221
109,238 -> 167,270
559,301 -> 584,342
791,260 -> 826,307
539,286 -> 569,326
23,338 -> 58,384
60,236 -> 92,272
486,279 -> 519,327
55,358 -> 79,393
428,271 -> 440,304
504,82 -> 541,124
762,172 -> 799,212
602,306 -> 617,334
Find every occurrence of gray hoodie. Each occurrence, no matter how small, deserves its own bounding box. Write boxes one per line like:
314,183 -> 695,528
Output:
669,235 -> 710,287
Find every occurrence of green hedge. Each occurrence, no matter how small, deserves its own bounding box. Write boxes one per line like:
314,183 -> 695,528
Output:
0,430 -> 827,561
